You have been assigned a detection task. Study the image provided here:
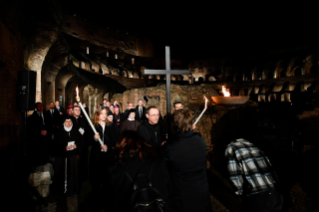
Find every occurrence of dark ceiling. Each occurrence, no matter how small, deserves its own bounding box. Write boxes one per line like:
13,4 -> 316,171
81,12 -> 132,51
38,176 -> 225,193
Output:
59,1 -> 318,60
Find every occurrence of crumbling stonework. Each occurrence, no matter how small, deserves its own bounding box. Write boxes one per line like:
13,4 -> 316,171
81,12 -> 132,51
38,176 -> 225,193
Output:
112,84 -> 219,147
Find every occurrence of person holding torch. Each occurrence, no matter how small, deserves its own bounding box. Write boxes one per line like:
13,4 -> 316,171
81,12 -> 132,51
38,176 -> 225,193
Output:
89,107 -> 116,210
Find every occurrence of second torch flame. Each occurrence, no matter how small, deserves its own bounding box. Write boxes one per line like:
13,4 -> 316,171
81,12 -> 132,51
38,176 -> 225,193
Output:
222,86 -> 230,97
76,86 -> 79,99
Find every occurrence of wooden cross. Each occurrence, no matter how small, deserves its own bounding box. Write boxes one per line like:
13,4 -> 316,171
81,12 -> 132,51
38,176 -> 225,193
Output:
144,46 -> 190,132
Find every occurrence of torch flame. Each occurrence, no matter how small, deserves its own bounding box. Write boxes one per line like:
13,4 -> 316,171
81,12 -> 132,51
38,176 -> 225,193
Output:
75,86 -> 80,102
222,86 -> 230,97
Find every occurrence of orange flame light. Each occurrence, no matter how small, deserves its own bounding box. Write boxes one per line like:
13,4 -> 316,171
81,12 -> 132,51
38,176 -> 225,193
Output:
222,86 -> 230,97
75,86 -> 80,102
76,86 -> 79,98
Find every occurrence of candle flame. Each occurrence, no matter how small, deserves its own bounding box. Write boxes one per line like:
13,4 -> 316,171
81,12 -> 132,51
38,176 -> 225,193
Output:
222,86 -> 230,97
76,86 -> 79,97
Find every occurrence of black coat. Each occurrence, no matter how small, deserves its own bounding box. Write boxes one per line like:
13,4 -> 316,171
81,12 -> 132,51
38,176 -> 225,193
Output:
44,109 -> 60,135
71,116 -> 89,181
54,106 -> 65,125
112,112 -> 123,127
135,106 -> 146,121
106,157 -> 172,212
165,131 -> 210,212
27,111 -> 50,163
89,123 -> 116,185
137,120 -> 166,151
53,126 -> 83,196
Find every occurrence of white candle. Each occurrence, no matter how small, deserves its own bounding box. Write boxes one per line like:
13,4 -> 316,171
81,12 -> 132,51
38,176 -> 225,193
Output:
194,96 -> 208,125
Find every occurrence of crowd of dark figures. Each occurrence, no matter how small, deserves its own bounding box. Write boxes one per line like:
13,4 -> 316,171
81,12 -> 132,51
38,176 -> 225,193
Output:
26,99 -> 283,212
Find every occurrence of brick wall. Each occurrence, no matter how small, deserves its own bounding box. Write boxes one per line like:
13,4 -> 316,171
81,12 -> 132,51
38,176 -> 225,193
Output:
0,19 -> 24,165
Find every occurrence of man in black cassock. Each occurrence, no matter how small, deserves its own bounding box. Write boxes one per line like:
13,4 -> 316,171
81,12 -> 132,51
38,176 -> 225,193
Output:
137,106 -> 166,152
135,99 -> 146,122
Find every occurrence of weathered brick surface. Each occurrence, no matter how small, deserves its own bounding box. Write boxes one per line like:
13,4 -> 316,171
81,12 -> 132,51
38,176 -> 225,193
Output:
0,19 -> 24,159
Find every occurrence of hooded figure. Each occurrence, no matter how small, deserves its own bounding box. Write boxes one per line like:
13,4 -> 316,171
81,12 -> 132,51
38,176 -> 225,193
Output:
120,109 -> 141,133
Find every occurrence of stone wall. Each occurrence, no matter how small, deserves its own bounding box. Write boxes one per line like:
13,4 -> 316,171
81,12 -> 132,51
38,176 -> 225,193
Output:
112,84 -> 219,147
0,19 -> 24,167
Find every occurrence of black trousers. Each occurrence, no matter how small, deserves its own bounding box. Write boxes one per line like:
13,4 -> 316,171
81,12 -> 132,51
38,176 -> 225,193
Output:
243,190 -> 283,212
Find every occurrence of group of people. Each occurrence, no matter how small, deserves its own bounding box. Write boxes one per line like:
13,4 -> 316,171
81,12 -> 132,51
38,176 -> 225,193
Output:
27,99 -> 210,212
27,98 -> 283,212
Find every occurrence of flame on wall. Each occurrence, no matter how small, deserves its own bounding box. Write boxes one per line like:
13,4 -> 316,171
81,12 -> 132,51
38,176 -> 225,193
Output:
222,86 -> 230,97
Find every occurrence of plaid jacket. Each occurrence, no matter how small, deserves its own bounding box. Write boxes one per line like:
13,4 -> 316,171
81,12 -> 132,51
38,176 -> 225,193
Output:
225,138 -> 278,195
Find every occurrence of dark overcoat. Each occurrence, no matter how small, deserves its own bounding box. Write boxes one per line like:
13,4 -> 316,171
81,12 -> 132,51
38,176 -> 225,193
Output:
53,126 -> 83,196
89,123 -> 116,185
165,131 -> 210,212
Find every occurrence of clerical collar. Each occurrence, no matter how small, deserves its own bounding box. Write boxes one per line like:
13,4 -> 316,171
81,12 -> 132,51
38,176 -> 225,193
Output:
128,117 -> 135,121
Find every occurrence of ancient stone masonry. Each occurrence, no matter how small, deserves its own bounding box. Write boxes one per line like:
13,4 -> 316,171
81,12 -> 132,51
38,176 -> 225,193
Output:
112,84 -> 219,147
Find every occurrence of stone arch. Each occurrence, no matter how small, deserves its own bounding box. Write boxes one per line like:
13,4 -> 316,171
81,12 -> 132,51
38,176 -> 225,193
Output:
244,71 -> 252,81
293,67 -> 302,76
128,71 -> 134,78
103,92 -> 110,100
208,76 -> 216,81
304,55 -> 319,75
276,60 -> 288,78
120,70 -> 128,77
83,84 -> 96,117
287,57 -> 304,77
101,63 -> 110,74
262,62 -> 276,80
133,72 -> 140,79
112,69 -> 120,76
55,67 -> 74,108
278,69 -> 287,78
